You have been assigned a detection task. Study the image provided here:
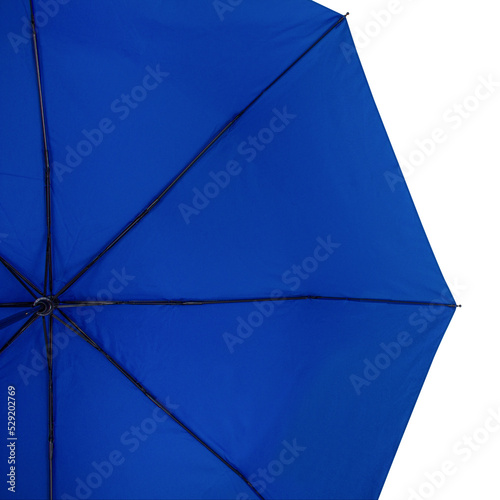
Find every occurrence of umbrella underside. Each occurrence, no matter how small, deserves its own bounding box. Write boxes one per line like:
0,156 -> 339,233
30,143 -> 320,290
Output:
0,1 -> 456,499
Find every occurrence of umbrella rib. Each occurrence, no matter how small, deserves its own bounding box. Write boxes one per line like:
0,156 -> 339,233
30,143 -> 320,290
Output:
29,0 -> 53,296
54,312 -> 266,500
0,307 -> 40,331
0,254 -> 42,298
42,317 -> 54,500
0,303 -> 34,308
53,13 -> 349,300
57,295 -> 459,308
0,314 -> 38,357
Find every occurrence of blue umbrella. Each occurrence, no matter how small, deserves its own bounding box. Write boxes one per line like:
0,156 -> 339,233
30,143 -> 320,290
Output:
0,1 -> 458,499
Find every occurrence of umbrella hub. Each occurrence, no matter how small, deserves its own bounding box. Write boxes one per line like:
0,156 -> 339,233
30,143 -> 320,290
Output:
33,297 -> 55,316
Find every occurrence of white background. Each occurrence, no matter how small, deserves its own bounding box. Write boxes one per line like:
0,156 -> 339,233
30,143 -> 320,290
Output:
316,1 -> 500,499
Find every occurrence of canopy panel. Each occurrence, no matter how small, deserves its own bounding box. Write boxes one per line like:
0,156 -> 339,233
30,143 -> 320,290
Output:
59,19 -> 454,306
53,322 -> 260,500
62,299 -> 455,499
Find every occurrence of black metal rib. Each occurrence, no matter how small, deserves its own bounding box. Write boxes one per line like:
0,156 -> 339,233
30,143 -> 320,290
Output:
0,314 -> 38,356
54,311 -> 265,500
29,0 -> 53,296
42,317 -> 54,500
0,303 -> 33,308
57,295 -> 459,308
54,13 -> 349,300
0,255 -> 42,297
0,307 -> 40,331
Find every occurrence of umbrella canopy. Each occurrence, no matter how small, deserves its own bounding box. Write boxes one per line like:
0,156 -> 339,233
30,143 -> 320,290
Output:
0,1 -> 458,499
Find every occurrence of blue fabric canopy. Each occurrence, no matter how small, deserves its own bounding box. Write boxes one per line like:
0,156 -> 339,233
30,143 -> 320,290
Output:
0,1 -> 457,499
